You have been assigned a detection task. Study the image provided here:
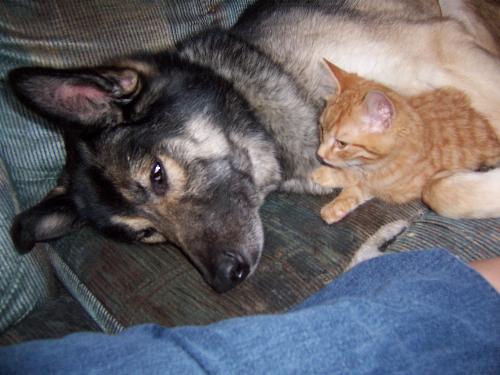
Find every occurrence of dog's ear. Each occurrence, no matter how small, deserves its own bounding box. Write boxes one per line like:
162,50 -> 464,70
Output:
8,66 -> 142,129
11,190 -> 83,254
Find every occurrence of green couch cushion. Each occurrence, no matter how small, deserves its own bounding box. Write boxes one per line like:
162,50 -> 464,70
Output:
0,160 -> 53,332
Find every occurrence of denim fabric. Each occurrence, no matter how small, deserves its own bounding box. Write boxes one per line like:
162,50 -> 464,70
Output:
1,249 -> 499,375
1,0 -> 499,343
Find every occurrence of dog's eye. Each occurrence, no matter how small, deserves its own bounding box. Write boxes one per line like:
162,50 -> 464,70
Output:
138,227 -> 156,240
150,160 -> 168,195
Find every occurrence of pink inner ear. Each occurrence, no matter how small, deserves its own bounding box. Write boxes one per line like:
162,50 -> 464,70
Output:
53,83 -> 110,121
118,70 -> 138,94
363,91 -> 394,132
57,83 -> 106,104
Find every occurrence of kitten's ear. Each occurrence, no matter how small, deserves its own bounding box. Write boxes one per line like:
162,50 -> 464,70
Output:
361,91 -> 395,133
323,59 -> 357,94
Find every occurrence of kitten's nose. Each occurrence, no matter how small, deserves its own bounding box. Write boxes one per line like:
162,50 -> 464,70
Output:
316,145 -> 327,162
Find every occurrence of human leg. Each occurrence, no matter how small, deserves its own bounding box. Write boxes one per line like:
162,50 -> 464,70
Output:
470,256 -> 500,293
1,249 -> 499,375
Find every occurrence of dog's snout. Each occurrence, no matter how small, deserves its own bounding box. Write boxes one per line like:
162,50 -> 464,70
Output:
212,251 -> 250,293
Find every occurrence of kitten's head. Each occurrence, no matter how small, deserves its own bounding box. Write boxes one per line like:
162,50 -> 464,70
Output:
317,60 -> 398,168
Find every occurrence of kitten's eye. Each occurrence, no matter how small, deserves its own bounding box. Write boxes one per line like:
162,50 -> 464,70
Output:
150,160 -> 168,196
336,140 -> 348,149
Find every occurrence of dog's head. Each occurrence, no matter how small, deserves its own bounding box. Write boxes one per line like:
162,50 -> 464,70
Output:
9,55 -> 281,292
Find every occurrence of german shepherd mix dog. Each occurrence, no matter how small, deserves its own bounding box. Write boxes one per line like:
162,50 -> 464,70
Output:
9,0 -> 500,292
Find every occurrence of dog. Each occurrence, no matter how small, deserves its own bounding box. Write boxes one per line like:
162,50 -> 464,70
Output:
9,0 -> 500,292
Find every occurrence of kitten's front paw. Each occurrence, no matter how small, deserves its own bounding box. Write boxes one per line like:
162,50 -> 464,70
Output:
311,166 -> 337,187
320,198 -> 355,224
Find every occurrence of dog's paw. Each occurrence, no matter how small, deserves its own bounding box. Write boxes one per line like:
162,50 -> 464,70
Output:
346,219 -> 409,269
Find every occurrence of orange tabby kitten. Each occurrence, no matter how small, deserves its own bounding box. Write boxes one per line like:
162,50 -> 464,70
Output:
311,60 -> 500,223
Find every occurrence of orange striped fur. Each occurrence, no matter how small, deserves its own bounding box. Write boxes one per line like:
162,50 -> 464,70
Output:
311,60 -> 500,223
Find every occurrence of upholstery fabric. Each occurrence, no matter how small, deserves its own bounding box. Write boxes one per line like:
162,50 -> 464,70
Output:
390,211 -> 500,261
0,160 -> 54,332
0,285 -> 101,346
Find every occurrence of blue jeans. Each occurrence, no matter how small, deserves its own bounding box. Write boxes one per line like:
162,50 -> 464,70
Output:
1,249 -> 499,375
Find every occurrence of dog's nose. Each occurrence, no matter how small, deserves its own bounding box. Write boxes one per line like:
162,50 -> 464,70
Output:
212,251 -> 250,293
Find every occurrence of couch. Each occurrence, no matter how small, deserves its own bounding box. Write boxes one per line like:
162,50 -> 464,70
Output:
1,0 -> 499,345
